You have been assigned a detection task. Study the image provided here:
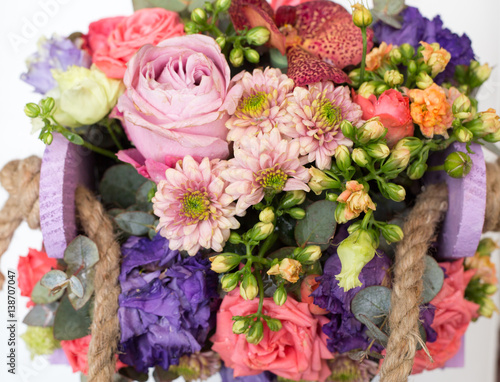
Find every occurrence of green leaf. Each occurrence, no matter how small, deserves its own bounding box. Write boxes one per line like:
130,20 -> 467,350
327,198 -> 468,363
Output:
53,295 -> 92,340
69,275 -> 84,298
351,286 -> 392,326
40,270 -> 69,291
268,247 -> 295,260
64,236 -> 99,275
100,165 -> 149,208
153,366 -> 179,382
135,181 -> 155,210
68,268 -> 95,311
114,211 -> 156,236
119,367 -> 150,382
422,255 -> 444,304
372,11 -> 403,28
357,314 -> 389,348
23,302 -> 58,327
276,214 -> 297,247
188,0 -> 213,11
31,281 -> 64,304
372,0 -> 405,28
294,200 -> 337,250
132,0 -> 187,12
59,129 -> 84,145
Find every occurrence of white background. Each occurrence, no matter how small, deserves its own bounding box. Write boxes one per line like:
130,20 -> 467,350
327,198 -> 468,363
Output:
0,0 -> 499,381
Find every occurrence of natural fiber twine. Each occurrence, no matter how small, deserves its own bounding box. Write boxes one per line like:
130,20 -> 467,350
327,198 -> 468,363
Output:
0,156 -> 499,381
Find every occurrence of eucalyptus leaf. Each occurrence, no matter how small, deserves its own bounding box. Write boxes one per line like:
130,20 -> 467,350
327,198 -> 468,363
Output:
268,247 -> 295,260
153,366 -> 179,382
294,200 -> 337,250
351,286 -> 392,326
68,268 -> 95,311
40,270 -> 69,291
357,314 -> 389,348
372,11 -> 403,29
132,0 -> 186,12
422,255 -> 444,303
53,295 -> 92,340
276,214 -> 297,247
119,367 -> 150,382
114,211 -> 156,236
135,181 -> 155,210
23,302 -> 59,327
31,281 -> 64,304
100,165 -> 149,208
64,235 -> 100,275
69,275 -> 84,298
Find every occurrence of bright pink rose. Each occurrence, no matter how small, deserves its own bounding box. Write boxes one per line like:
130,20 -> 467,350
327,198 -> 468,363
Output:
61,335 -> 126,375
116,34 -> 242,165
211,290 -> 333,381
87,8 -> 185,78
17,248 -> 58,307
353,89 -> 414,147
412,260 -> 479,374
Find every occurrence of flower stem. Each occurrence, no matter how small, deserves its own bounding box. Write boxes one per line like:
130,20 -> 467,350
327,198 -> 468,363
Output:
255,268 -> 265,316
257,232 -> 278,258
102,119 -> 123,150
81,141 -> 118,160
361,209 -> 373,230
359,27 -> 368,83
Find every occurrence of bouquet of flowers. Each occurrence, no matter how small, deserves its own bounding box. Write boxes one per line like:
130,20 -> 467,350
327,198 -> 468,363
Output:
4,0 -> 500,381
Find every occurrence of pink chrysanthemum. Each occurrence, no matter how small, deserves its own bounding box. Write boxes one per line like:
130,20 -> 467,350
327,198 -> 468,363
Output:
281,81 -> 363,170
222,130 -> 310,214
226,67 -> 294,142
153,156 -> 240,256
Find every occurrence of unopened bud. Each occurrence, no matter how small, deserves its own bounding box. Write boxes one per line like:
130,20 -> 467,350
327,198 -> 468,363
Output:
335,203 -> 349,224
326,193 -> 338,202
204,1 -> 214,12
184,21 -> 200,34
40,97 -> 55,115
215,0 -> 232,12
416,72 -> 433,89
400,43 -> 415,60
477,238 -> 498,256
407,162 -> 427,180
470,62 -> 492,88
191,8 -> 207,24
246,27 -> 270,46
444,151 -> 472,178
249,222 -> 274,241
240,273 -> 258,300
221,273 -> 240,292
382,183 -> 406,202
349,69 -> 361,84
295,245 -> 322,264
287,207 -> 306,220
485,284 -> 498,295
380,224 -> 404,243
351,3 -> 373,28
351,148 -> 370,167
375,83 -> 390,96
259,207 -> 275,223
280,190 -> 306,209
24,103 -> 40,118
230,48 -> 244,67
245,49 -> 260,64
454,126 -> 473,143
407,60 -> 418,75
394,137 -> 423,158
232,318 -> 249,334
215,36 -> 226,50
228,232 -> 242,244
479,297 -> 498,318
381,148 -> 411,173
389,48 -> 403,65
209,253 -> 241,273
340,120 -> 356,140
384,70 -> 404,87
265,318 -> 282,332
273,285 -> 287,306
357,118 -> 386,144
42,132 -> 54,145
357,81 -> 377,98
335,145 -> 351,172
246,320 -> 264,344
453,95 -> 472,120
365,142 -> 390,159
308,167 -> 341,195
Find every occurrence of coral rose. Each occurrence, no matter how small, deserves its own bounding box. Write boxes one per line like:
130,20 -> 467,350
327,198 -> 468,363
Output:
353,89 -> 414,147
412,260 -> 479,374
87,8 -> 185,78
211,290 -> 333,381
17,248 -> 58,307
115,34 -> 242,167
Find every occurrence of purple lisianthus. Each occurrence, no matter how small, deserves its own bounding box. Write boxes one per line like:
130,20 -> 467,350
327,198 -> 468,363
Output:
118,235 -> 220,373
373,6 -> 475,82
21,35 -> 91,94
220,365 -> 277,382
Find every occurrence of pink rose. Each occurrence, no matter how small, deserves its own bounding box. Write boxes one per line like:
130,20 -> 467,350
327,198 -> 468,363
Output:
17,248 -> 58,307
211,290 -> 333,381
412,260 -> 479,374
353,89 -> 414,147
87,8 -> 185,78
116,34 -> 242,167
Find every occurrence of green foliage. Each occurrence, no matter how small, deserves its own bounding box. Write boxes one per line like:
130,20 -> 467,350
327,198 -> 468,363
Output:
294,200 -> 338,250
31,281 -> 64,304
53,295 -> 92,340
100,165 -> 149,209
372,0 -> 405,29
351,286 -> 392,326
23,302 -> 58,327
114,211 -> 156,236
422,255 -> 445,303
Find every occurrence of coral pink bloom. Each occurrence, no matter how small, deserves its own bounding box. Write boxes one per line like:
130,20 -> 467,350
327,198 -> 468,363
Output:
226,68 -> 294,142
282,81 -> 362,170
153,156 -> 240,256
222,130 -> 310,214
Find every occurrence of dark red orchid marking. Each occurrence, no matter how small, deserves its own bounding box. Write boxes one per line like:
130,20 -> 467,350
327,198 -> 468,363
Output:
229,0 -> 374,86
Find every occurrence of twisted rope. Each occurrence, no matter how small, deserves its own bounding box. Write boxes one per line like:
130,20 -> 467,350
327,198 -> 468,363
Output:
0,156 -> 41,289
75,186 -> 121,382
380,183 -> 449,382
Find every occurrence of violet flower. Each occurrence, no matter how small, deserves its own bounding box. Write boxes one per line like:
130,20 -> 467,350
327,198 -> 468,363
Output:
118,235 -> 220,373
220,365 -> 277,382
21,35 -> 91,94
373,6 -> 475,82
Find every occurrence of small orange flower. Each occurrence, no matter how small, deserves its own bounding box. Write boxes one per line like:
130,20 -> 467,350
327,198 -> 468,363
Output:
267,258 -> 303,283
465,252 -> 498,285
337,180 -> 376,221
407,83 -> 453,138
366,42 -> 393,71
420,41 -> 451,77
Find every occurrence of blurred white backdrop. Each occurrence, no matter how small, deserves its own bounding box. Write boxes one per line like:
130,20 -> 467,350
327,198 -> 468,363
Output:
0,1 -> 499,381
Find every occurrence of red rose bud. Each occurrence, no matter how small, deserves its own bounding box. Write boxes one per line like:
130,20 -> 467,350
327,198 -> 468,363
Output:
444,151 -> 472,178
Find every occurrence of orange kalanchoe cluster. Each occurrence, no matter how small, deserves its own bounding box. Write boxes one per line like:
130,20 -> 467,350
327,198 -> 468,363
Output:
365,42 -> 393,72
420,41 -> 451,77
337,180 -> 376,222
407,83 -> 454,138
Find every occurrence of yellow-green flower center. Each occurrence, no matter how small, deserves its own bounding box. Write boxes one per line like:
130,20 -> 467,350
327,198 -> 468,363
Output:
237,91 -> 269,119
181,190 -> 211,220
319,99 -> 343,128
257,167 -> 288,193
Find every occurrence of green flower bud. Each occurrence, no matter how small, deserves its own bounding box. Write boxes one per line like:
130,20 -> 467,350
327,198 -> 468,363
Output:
454,126 -> 473,143
381,148 -> 411,173
246,26 -> 270,46
21,326 -> 60,357
240,273 -> 259,300
407,60 -> 418,75
215,0 -> 232,12
249,222 -> 274,241
466,109 -> 500,139
279,190 -> 306,209
334,145 -> 351,172
295,245 -> 322,264
470,62 -> 492,88
335,230 -> 377,291
230,48 -> 244,67
246,320 -> 264,344
184,21 -> 200,34
347,221 -> 362,234
444,151 -> 472,178
204,1 -> 214,12
308,167 -> 341,195
351,3 -> 373,28
400,43 -> 415,59
259,207 -> 275,224
393,137 -> 423,158
349,69 -> 361,85
340,120 -> 356,140
375,83 -> 390,96
407,162 -> 428,180
191,8 -> 207,24
477,238 -> 498,256
24,103 -> 40,118
221,273 -> 240,292
384,70 -> 404,87
265,318 -> 282,332
273,285 -> 287,306
381,182 -> 406,202
229,231 -> 242,244
484,284 -> 498,295
380,224 -> 404,244
351,148 -> 370,167
215,36 -> 226,50
357,118 -> 387,144
365,142 -> 390,159
41,132 -> 54,145
334,203 -> 349,224
325,193 -> 338,202
40,97 -> 55,115
478,297 -> 497,318
453,94 -> 472,120
287,207 -> 306,220
244,49 -> 260,64
357,81 -> 377,98
209,253 -> 241,273
232,318 -> 250,334
389,48 -> 403,65
416,72 -> 434,89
